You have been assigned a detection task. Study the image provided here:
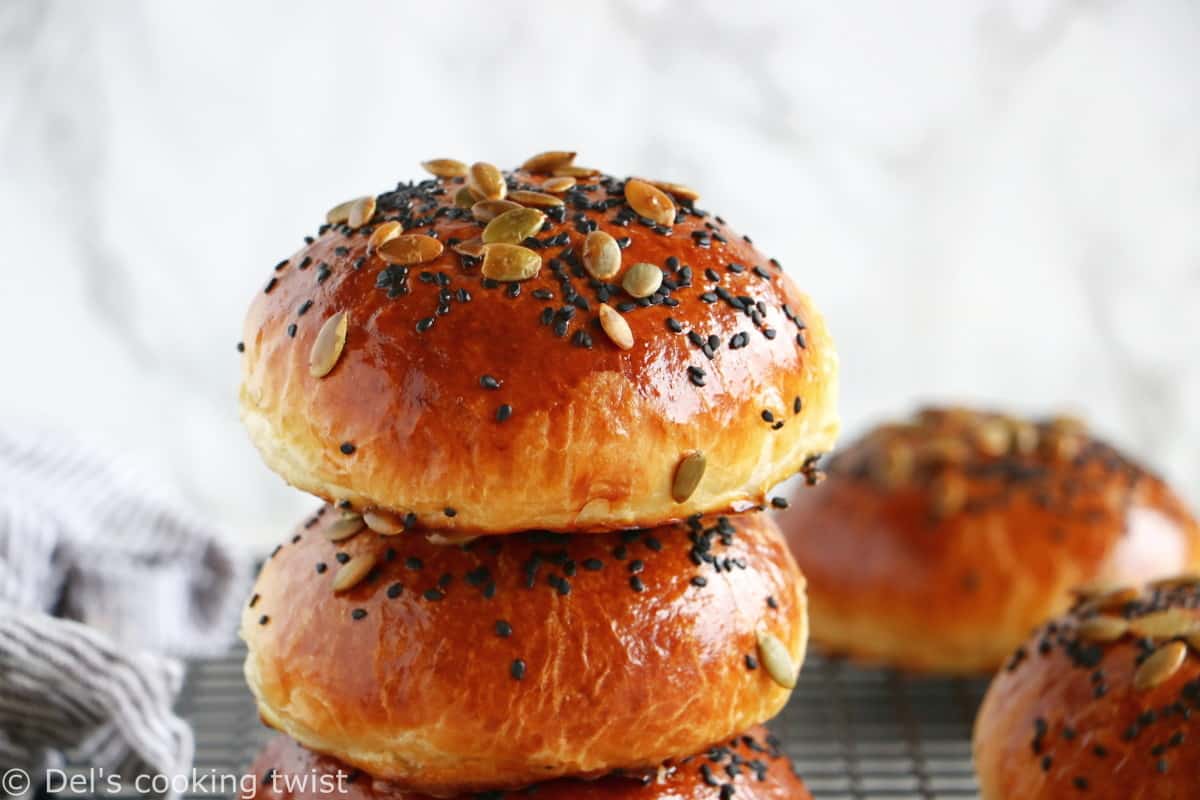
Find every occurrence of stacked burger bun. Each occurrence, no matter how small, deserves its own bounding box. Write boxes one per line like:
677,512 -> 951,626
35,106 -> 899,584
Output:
236,151 -> 839,798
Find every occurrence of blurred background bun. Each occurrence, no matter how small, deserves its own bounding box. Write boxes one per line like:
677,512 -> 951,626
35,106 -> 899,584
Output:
779,406 -> 1200,673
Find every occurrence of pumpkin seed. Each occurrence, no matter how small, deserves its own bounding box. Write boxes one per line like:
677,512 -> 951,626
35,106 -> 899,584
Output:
552,165 -> 598,178
378,235 -> 444,265
972,419 -> 1010,456
1129,609 -> 1200,640
1133,641 -> 1187,690
367,220 -> 403,252
347,196 -> 376,228
598,304 -> 634,350
1076,615 -> 1128,643
472,199 -> 522,223
1073,580 -> 1123,599
930,472 -> 967,518
1051,414 -> 1087,434
622,262 -> 663,298
1078,586 -> 1140,615
421,158 -> 468,178
454,186 -> 476,208
672,451 -> 706,502
468,161 -> 506,200
482,207 -> 546,245
542,176 -> 576,193
480,244 -> 541,282
582,230 -> 621,280
364,509 -> 406,536
1010,419 -> 1039,454
757,630 -> 797,689
869,442 -> 913,488
508,190 -> 564,208
624,178 -> 676,226
325,514 -> 365,542
1047,431 -> 1082,462
921,436 -> 970,465
451,237 -> 485,258
521,150 -> 576,173
332,552 -> 378,593
309,311 -> 349,378
648,179 -> 700,203
426,533 -> 480,546
325,196 -> 369,225
1150,574 -> 1200,590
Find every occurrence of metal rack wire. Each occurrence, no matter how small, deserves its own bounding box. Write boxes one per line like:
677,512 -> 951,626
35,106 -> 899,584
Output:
168,647 -> 987,800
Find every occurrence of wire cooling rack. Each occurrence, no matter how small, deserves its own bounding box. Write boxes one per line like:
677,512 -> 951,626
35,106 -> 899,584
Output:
166,646 -> 988,800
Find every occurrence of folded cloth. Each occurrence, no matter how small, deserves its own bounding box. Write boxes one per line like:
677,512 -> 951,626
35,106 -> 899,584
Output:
0,428 -> 251,796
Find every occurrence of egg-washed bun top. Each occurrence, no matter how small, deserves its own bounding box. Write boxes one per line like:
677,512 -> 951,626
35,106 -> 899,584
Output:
973,577 -> 1200,799
239,152 -> 838,534
240,506 -> 806,794
247,726 -> 812,800
780,406 -> 1200,674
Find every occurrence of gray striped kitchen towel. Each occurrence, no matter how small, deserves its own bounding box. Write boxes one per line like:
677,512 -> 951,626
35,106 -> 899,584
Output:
0,428 -> 251,796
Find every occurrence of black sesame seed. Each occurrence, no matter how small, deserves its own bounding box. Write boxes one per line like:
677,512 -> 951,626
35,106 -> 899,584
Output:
416,317 -> 435,333
583,558 -> 604,571
496,403 -> 513,422
510,659 -> 527,680
480,375 -> 501,390
629,559 -> 645,574
315,562 -> 327,574
339,442 -> 356,455
770,496 -> 789,509
443,507 -> 457,518
745,655 -> 758,670
286,323 -> 297,338
691,576 -> 708,587
258,615 -> 269,625
630,576 -> 645,592
423,588 -> 445,602
351,608 -> 367,620
495,620 -> 513,638
387,583 -> 403,599
335,552 -> 350,565
405,557 -> 423,570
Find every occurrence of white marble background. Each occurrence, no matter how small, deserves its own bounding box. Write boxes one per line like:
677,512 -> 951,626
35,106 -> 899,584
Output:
2,0 -> 1197,549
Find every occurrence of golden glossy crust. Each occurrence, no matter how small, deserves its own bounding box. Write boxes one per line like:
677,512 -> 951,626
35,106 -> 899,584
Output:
974,580 -> 1200,799
778,407 -> 1200,674
240,508 -> 807,794
239,161 -> 838,534
246,727 -> 811,800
